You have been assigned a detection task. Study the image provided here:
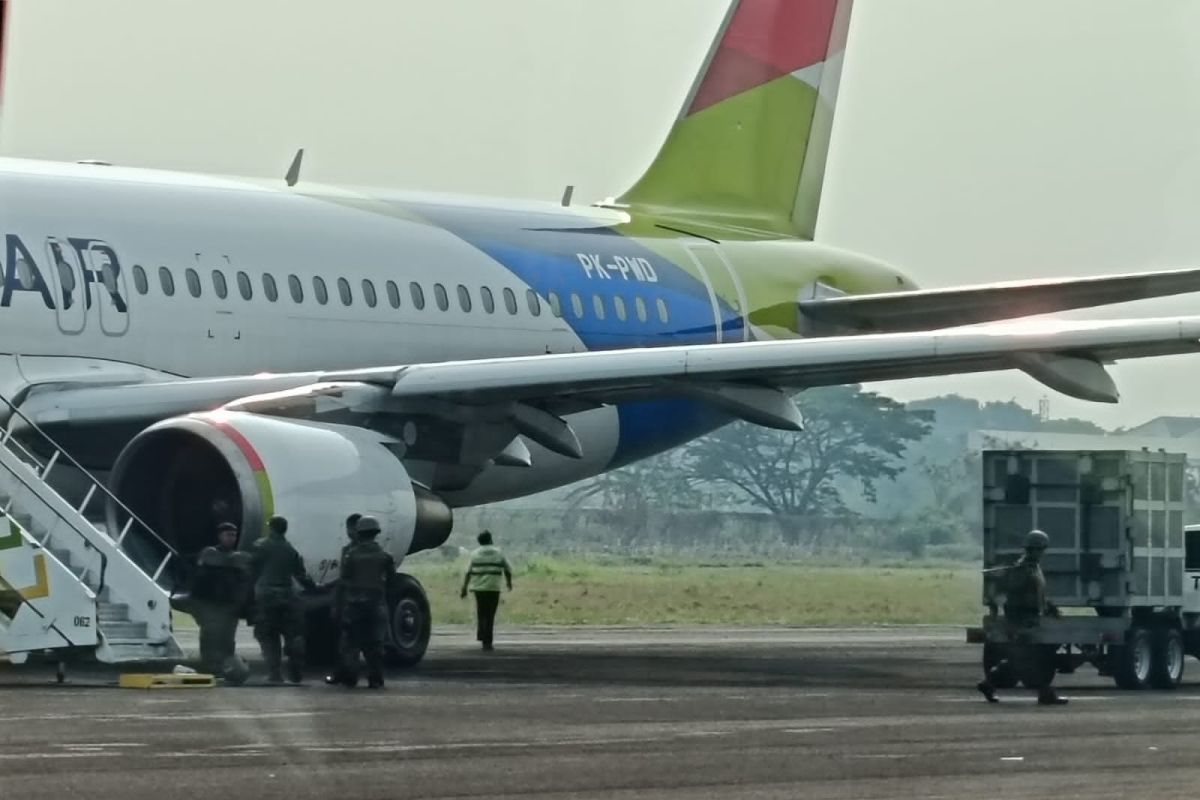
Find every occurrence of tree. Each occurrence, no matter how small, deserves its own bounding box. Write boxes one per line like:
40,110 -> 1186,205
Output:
682,385 -> 932,545
563,449 -> 701,546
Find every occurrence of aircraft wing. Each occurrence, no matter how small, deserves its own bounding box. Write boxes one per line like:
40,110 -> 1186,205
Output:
15,317 -> 1200,459
798,267 -> 1200,333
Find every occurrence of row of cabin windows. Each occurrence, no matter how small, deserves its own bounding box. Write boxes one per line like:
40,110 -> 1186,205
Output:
130,265 -> 671,324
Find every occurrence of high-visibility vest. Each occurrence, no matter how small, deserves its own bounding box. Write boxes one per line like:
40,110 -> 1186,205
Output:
467,546 -> 509,593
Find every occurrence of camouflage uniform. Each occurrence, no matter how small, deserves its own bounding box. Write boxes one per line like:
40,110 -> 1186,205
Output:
979,530 -> 1065,705
336,521 -> 395,688
251,529 -> 316,682
191,545 -> 251,675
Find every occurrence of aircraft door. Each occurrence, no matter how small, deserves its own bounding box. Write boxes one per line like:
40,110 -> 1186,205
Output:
44,238 -> 86,334
85,242 -> 130,336
684,244 -> 749,343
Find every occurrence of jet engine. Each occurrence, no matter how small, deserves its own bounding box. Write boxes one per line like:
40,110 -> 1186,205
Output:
105,411 -> 453,584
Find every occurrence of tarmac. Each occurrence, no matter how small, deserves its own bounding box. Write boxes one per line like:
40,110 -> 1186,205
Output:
3,625 -> 1200,799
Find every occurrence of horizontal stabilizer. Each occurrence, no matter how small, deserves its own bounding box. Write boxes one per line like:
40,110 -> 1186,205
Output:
798,267 -> 1200,333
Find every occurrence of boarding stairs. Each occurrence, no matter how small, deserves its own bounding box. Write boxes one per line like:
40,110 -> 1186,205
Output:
0,395 -> 182,664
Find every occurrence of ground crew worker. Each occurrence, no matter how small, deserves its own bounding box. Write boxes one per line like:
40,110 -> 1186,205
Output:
460,530 -> 513,651
335,515 -> 395,688
977,529 -> 1068,706
250,515 -> 317,684
190,522 -> 251,682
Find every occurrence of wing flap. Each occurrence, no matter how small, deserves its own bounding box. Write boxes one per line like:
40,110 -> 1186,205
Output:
798,267 -> 1200,333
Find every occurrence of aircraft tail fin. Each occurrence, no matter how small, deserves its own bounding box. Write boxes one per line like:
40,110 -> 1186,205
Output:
618,0 -> 854,240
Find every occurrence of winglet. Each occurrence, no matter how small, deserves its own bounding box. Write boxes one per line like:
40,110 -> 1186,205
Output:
285,148 -> 304,187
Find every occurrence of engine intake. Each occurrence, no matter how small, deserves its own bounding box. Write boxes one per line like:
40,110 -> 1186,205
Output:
107,412 -> 452,582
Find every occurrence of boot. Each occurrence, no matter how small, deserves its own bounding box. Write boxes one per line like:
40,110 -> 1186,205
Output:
1037,688 -> 1068,706
976,680 -> 998,703
287,661 -> 303,685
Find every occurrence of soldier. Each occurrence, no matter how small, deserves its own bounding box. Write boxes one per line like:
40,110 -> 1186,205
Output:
460,530 -> 513,652
323,512 -> 362,686
977,529 -> 1068,706
342,513 -> 361,560
335,515 -> 395,689
190,522 -> 251,682
250,515 -> 317,684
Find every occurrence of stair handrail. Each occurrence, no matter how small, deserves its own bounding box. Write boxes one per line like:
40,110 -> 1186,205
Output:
0,393 -> 181,585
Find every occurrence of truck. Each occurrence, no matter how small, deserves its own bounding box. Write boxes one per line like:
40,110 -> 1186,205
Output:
968,448 -> 1200,690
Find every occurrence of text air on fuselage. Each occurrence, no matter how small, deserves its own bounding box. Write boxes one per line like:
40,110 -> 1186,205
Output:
0,233 -> 128,311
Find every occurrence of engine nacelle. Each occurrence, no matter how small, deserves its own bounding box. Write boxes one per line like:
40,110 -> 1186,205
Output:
107,411 -> 452,583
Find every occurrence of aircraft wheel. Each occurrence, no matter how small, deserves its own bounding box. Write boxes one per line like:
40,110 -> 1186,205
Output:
386,573 -> 431,668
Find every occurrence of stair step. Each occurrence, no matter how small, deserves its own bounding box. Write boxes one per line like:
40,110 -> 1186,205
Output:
100,621 -> 149,640
97,603 -> 130,622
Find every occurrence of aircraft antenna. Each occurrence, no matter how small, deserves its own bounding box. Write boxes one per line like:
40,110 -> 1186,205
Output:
285,148 -> 304,187
560,185 -> 574,207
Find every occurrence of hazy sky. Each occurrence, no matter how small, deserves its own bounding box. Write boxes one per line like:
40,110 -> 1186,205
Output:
6,1 -> 1200,429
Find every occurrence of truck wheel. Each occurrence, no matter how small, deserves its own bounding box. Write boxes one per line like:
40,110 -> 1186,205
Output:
1111,627 -> 1153,689
1149,628 -> 1185,689
983,643 -> 1018,689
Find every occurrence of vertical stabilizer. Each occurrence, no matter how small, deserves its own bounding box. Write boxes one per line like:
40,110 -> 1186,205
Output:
618,0 -> 854,240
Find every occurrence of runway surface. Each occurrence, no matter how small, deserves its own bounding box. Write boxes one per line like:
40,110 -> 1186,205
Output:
3,625 -> 1200,799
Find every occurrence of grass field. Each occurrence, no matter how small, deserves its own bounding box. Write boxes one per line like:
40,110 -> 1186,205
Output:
402,557 -> 983,626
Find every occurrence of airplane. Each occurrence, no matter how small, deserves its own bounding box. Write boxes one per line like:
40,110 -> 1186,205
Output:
2,0 -> 1200,665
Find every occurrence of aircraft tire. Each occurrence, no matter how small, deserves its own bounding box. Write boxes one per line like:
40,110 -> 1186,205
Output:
385,573 -> 431,668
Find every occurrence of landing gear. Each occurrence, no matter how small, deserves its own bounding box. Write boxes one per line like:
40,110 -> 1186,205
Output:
304,572 -> 431,668
386,573 -> 431,667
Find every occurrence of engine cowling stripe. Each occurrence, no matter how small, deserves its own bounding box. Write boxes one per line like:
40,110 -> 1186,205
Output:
203,417 -> 276,537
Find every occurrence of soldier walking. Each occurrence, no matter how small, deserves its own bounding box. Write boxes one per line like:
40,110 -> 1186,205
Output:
190,521 -> 251,683
460,531 -> 513,651
977,529 -> 1068,705
335,515 -> 395,689
251,515 -> 317,684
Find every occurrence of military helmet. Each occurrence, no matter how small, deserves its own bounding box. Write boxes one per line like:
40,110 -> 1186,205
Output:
1025,529 -> 1050,550
356,515 -> 382,536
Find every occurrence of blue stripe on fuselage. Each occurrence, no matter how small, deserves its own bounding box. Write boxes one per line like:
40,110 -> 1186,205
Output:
405,204 -> 743,467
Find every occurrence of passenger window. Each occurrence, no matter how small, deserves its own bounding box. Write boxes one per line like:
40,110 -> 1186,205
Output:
457,284 -> 472,312
262,273 -> 279,302
211,270 -> 228,299
185,268 -> 202,298
337,277 -> 352,306
386,280 -> 401,309
132,265 -> 148,295
613,295 -> 627,321
503,287 -> 518,314
635,296 -> 648,322
480,286 -> 495,313
592,294 -> 606,320
362,279 -> 377,308
288,274 -> 304,303
410,282 -> 426,310
434,283 -> 449,311
656,297 -> 670,324
548,291 -> 562,318
236,271 -> 253,301
527,289 -> 541,316
158,267 -> 175,297
313,276 -> 329,305
13,258 -> 33,289
570,292 -> 584,319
